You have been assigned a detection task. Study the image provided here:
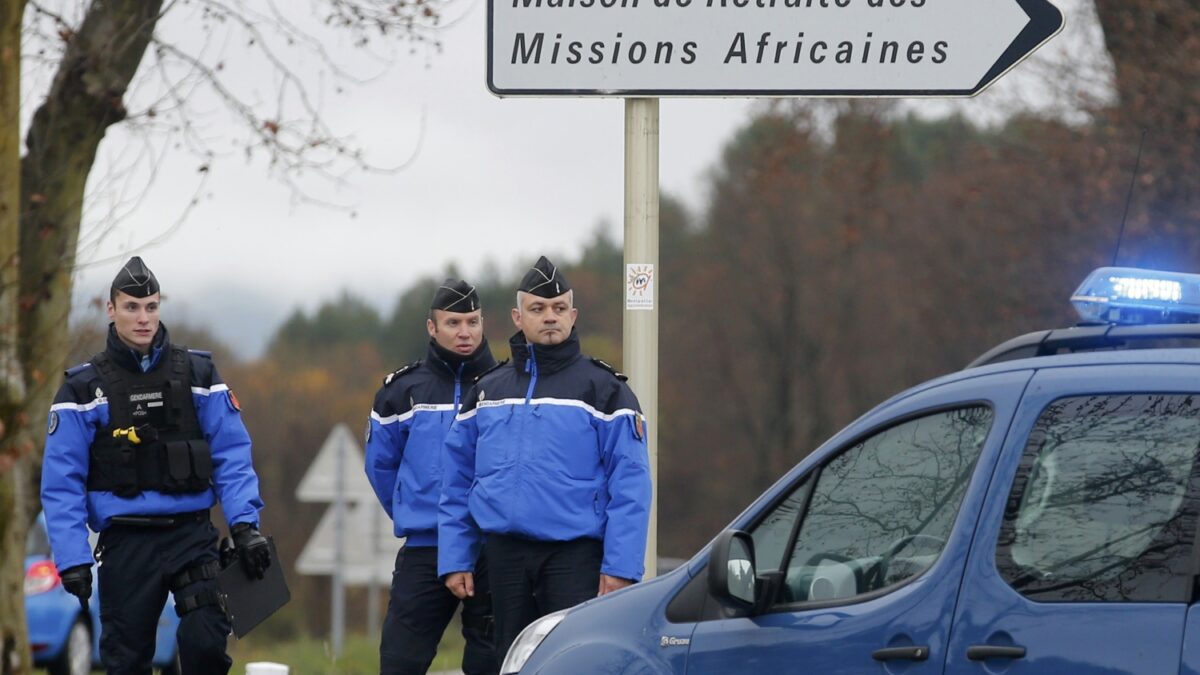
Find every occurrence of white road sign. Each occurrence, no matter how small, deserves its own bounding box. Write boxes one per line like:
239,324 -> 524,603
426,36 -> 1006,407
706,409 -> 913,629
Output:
488,0 -> 1063,96
295,423 -> 375,503
296,501 -> 399,585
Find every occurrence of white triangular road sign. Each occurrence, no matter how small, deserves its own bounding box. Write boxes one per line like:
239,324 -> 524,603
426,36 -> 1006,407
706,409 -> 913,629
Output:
295,423 -> 376,503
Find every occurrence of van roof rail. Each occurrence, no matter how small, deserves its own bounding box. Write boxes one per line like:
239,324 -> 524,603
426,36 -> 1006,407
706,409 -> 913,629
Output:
967,323 -> 1200,369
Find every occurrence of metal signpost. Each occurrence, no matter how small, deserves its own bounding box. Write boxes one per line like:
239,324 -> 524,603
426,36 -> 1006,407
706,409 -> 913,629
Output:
295,424 -> 396,655
487,0 -> 1064,578
623,98 -> 660,575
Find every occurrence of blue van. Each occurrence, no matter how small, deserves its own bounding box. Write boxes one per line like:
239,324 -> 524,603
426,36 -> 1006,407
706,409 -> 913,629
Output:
25,512 -> 181,675
501,267 -> 1200,675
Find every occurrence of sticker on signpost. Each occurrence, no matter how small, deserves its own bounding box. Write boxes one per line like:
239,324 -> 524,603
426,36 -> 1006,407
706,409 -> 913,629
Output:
626,264 -> 655,310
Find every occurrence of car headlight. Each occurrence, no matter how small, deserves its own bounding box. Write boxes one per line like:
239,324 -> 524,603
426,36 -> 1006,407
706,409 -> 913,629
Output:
500,608 -> 570,674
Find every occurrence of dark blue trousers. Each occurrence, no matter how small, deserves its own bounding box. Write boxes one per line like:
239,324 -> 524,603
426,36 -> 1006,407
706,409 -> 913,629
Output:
96,517 -> 231,675
484,535 -> 603,664
380,546 -> 498,675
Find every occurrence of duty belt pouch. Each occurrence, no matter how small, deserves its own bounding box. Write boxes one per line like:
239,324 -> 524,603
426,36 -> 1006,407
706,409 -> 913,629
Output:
161,440 -> 213,493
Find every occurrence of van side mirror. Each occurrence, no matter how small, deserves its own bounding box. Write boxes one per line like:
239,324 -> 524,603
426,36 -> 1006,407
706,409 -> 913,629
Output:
708,530 -> 758,610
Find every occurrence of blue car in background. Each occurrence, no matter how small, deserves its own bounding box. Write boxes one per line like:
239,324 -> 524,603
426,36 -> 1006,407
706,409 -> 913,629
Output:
25,513 -> 181,675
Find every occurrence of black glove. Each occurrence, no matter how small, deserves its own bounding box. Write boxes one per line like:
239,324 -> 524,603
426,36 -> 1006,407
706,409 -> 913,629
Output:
60,565 -> 92,603
231,523 -> 271,580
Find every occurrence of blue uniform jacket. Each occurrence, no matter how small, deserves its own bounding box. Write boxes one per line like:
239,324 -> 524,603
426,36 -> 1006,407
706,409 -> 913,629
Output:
364,340 -> 496,546
40,325 -> 263,571
438,329 -> 652,582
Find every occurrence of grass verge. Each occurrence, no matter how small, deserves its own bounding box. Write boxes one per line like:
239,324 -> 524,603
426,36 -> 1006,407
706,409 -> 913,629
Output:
229,624 -> 466,674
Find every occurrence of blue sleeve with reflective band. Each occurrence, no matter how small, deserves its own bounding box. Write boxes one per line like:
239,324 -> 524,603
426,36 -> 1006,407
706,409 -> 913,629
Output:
41,390 -> 102,570
194,366 -> 263,527
365,408 -> 411,519
598,411 -> 652,581
438,410 -> 481,576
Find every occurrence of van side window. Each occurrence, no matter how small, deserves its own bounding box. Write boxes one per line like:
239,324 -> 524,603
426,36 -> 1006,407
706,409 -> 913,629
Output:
779,406 -> 993,605
996,394 -> 1200,603
750,478 -> 812,574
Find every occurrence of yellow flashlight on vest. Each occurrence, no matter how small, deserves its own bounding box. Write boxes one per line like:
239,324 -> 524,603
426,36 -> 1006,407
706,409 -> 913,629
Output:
112,427 -> 142,445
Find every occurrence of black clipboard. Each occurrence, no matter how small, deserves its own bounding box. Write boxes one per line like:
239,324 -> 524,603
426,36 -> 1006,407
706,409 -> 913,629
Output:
217,537 -> 290,638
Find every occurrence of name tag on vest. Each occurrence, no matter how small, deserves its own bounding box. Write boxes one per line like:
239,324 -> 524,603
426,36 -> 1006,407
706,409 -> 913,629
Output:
129,389 -> 167,426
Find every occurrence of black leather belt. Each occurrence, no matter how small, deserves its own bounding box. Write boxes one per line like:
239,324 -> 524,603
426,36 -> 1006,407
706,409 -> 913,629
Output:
109,509 -> 210,528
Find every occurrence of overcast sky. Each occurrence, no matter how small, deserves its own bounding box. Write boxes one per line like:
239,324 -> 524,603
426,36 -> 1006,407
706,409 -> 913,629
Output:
33,0 -> 1106,358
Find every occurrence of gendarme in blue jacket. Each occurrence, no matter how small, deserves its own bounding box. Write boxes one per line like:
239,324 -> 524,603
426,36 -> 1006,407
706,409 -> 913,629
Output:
365,339 -> 497,546
40,325 -> 263,571
438,329 -> 652,582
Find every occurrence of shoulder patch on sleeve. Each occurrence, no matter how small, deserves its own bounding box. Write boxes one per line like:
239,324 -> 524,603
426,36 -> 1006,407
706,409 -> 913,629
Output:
590,358 -> 628,381
383,360 -> 422,386
473,359 -> 509,384
64,362 -> 92,378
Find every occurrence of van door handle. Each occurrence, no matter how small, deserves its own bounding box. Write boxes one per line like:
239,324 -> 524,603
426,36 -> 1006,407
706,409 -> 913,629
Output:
872,646 -> 930,662
966,645 -> 1026,660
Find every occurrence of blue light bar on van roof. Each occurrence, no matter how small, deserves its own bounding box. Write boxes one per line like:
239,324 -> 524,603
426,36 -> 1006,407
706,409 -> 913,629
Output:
1071,267 -> 1200,325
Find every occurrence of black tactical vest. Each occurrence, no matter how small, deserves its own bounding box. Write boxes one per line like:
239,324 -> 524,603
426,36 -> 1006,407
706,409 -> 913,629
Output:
86,346 -> 213,498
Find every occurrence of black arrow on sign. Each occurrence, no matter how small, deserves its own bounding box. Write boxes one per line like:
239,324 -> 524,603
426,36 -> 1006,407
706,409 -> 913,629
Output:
968,0 -> 1065,96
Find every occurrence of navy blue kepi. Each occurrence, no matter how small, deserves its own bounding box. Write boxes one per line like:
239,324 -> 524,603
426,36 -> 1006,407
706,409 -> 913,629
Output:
431,279 -> 480,312
519,256 -> 571,299
112,256 -> 160,298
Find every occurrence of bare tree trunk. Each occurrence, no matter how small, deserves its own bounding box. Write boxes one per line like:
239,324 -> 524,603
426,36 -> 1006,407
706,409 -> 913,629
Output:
0,1 -> 162,670
1092,0 -> 1200,122
1091,1 -> 1200,264
21,0 -> 165,416
1,1 -> 31,670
